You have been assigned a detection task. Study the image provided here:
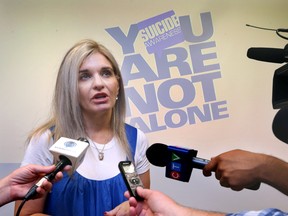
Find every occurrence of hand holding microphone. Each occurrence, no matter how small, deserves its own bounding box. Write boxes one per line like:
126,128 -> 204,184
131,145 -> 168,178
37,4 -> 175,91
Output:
146,143 -> 261,191
16,137 -> 90,216
203,149 -> 262,191
23,137 -> 90,201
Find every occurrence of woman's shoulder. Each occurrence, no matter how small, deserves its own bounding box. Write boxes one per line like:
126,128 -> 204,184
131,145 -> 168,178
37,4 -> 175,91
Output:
22,129 -> 54,166
125,123 -> 145,136
125,124 -> 148,145
29,129 -> 54,147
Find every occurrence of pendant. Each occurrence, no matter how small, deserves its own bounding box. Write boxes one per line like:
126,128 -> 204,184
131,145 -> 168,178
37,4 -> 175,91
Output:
98,152 -> 104,161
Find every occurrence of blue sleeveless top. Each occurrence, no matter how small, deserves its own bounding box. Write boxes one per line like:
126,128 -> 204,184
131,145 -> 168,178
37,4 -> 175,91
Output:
44,124 -> 137,216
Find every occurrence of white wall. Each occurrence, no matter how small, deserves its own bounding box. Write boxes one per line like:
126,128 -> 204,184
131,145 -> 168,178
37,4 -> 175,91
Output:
1,0 -> 288,214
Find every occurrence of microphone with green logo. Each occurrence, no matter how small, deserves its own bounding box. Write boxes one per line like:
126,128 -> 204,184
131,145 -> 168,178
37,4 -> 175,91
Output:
146,143 -> 209,182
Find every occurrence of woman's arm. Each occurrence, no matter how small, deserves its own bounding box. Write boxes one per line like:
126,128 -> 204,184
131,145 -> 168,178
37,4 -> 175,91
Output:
14,195 -> 48,216
139,170 -> 150,189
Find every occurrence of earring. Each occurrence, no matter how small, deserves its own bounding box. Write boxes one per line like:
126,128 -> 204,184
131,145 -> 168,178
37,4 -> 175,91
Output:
116,96 -> 118,100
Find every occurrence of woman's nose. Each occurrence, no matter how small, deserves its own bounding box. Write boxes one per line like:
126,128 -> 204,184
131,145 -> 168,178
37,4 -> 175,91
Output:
92,73 -> 104,89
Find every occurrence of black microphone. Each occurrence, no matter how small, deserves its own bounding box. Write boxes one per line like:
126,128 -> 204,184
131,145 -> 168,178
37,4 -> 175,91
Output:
23,137 -> 90,201
146,143 -> 210,182
247,44 -> 288,63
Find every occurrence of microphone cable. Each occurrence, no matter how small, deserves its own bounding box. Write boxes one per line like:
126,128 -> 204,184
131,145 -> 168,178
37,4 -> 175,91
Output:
15,199 -> 26,216
246,24 -> 288,40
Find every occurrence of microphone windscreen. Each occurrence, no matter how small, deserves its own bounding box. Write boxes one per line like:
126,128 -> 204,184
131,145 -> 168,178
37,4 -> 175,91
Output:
146,143 -> 168,167
272,108 -> 288,144
247,48 -> 285,63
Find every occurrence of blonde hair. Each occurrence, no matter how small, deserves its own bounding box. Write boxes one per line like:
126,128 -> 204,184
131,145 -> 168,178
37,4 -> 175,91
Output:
28,39 -> 131,159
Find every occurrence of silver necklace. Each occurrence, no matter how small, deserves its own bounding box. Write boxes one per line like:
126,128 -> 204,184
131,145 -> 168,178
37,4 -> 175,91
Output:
92,142 -> 106,161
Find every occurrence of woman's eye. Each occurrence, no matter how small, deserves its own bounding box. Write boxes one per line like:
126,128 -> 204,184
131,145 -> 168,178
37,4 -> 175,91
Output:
79,73 -> 91,80
102,69 -> 114,77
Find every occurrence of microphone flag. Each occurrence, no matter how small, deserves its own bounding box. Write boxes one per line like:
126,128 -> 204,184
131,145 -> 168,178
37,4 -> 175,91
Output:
165,146 -> 198,182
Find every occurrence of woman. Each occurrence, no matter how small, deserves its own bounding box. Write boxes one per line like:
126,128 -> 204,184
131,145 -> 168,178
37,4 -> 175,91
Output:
15,39 -> 150,216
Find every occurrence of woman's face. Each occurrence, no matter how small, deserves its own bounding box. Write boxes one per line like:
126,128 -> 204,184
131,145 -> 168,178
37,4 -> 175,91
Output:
78,52 -> 119,116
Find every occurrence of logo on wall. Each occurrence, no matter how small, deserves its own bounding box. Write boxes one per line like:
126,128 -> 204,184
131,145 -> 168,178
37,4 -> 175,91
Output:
106,10 -> 229,133
137,10 -> 184,56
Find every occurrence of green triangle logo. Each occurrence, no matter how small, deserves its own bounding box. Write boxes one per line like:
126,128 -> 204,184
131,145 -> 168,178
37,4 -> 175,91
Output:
172,153 -> 180,161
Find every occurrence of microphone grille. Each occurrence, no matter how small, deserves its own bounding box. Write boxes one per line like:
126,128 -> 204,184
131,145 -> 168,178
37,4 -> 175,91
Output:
146,143 -> 168,167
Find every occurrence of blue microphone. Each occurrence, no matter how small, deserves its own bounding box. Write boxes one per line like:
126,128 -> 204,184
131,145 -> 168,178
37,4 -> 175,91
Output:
146,143 -> 210,182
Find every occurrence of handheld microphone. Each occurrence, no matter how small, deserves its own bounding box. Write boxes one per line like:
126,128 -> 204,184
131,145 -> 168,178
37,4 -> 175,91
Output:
24,137 -> 90,201
146,143 -> 210,182
247,44 -> 288,63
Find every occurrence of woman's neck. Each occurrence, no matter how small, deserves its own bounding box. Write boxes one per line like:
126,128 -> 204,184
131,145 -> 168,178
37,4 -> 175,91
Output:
83,113 -> 114,144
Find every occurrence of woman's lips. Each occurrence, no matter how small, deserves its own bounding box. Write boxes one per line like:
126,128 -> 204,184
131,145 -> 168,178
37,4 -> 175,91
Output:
91,93 -> 108,103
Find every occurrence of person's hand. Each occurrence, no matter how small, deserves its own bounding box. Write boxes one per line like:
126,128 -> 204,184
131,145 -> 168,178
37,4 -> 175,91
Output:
9,164 -> 68,201
125,187 -> 183,216
104,200 -> 130,216
0,164 -> 68,206
203,149 -> 263,191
